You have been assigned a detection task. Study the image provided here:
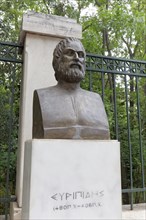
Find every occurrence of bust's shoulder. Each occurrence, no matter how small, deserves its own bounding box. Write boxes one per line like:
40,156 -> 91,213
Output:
80,88 -> 102,100
34,85 -> 58,97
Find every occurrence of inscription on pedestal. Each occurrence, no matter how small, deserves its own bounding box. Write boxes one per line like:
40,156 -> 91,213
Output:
50,189 -> 104,213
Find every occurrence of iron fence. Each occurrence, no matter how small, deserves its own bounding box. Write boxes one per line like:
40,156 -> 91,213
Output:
0,42 -> 23,219
85,53 -> 146,209
0,43 -> 146,218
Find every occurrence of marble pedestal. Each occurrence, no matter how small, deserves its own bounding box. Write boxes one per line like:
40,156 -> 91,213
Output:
22,139 -> 122,220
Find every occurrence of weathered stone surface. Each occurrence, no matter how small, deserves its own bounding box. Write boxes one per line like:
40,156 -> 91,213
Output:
19,11 -> 82,45
22,140 -> 122,220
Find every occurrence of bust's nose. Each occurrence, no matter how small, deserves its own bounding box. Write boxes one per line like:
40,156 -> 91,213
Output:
74,51 -> 79,60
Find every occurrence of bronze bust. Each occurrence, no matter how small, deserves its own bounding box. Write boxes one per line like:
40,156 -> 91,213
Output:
33,37 -> 110,139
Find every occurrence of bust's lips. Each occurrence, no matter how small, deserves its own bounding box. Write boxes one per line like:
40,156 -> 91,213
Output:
70,62 -> 82,70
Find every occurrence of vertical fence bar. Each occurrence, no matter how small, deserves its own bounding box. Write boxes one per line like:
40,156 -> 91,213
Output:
112,74 -> 118,140
88,56 -> 92,92
101,58 -> 104,101
135,77 -> 145,201
124,75 -> 133,210
89,71 -> 92,91
101,72 -> 105,102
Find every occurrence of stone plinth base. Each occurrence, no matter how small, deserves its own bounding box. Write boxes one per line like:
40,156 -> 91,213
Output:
22,139 -> 121,219
10,202 -> 21,220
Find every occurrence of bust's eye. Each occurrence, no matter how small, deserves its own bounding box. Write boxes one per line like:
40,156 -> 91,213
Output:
78,51 -> 84,58
64,49 -> 74,56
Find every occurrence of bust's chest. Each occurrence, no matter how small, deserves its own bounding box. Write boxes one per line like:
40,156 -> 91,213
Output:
40,93 -> 106,128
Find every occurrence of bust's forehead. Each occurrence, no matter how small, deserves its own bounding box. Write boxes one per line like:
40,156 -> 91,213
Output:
65,40 -> 84,51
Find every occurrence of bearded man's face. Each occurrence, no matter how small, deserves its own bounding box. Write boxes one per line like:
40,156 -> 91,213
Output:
56,41 -> 86,83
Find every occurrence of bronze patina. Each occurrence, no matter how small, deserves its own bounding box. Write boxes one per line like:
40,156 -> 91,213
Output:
33,37 -> 110,139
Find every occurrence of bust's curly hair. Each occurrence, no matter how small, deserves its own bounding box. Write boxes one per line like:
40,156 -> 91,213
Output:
52,37 -> 85,81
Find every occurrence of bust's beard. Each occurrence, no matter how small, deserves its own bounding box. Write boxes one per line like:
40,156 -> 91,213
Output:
56,64 -> 85,83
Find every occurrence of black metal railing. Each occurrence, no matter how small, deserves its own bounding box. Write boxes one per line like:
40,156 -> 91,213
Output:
0,42 -> 22,219
85,53 -> 146,209
0,43 -> 146,218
